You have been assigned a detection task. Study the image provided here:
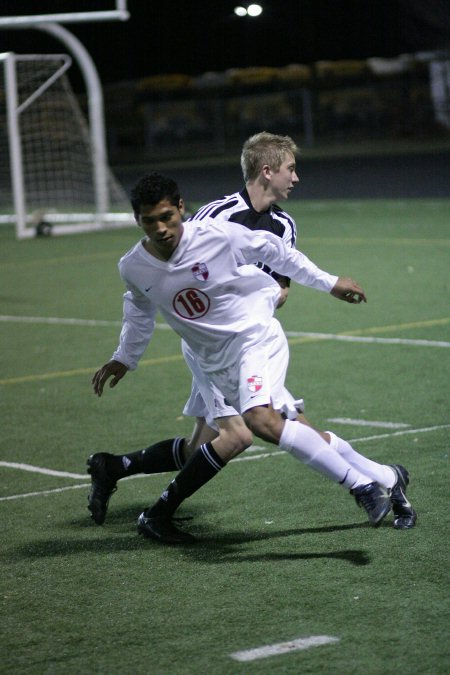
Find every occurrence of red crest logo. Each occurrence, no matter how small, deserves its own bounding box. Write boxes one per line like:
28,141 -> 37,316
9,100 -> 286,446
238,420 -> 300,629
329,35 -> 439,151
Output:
191,262 -> 209,281
247,376 -> 263,392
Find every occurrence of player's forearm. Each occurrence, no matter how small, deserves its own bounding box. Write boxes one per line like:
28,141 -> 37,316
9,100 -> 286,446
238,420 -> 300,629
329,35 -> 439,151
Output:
238,229 -> 336,292
289,257 -> 338,292
273,240 -> 337,291
253,234 -> 338,292
112,292 -> 156,370
112,329 -> 151,370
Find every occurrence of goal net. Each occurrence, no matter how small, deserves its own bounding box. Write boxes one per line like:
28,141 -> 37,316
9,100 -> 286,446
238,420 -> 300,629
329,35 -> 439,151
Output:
0,52 -> 133,238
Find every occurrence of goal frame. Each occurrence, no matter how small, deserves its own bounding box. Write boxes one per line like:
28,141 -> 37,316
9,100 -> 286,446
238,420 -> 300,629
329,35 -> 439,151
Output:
0,3 -> 133,239
1,51 -> 126,238
0,2 -> 129,28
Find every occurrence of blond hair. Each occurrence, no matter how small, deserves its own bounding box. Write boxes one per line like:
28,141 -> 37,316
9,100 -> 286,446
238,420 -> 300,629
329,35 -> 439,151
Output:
240,132 -> 299,182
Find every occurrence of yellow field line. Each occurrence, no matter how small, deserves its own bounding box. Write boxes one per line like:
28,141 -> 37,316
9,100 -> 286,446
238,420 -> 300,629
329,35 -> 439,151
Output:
1,317 -> 448,386
2,234 -> 449,269
342,317 -> 450,334
0,354 -> 184,385
302,237 -> 450,246
0,250 -> 122,269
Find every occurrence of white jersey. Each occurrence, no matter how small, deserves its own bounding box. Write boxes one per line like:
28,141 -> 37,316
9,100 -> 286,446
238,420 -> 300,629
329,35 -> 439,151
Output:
190,188 -> 296,282
113,218 -> 337,374
184,188 -> 298,420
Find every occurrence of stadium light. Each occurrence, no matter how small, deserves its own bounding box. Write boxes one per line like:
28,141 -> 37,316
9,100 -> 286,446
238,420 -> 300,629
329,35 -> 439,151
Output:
247,4 -> 263,17
234,4 -> 263,18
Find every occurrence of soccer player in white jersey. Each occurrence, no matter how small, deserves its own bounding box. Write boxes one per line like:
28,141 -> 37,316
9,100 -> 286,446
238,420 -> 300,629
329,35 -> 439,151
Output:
183,132 -> 298,438
88,133 -> 301,521
90,172 -> 416,543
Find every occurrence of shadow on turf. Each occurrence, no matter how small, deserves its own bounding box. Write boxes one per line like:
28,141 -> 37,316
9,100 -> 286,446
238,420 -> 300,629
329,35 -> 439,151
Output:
8,538 -> 371,567
9,503 -> 371,566
183,523 -> 371,566
194,549 -> 371,566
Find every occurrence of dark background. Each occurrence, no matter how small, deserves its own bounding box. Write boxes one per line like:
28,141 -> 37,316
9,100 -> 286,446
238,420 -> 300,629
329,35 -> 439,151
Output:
1,1 -> 449,200
1,0 -> 450,87
115,152 -> 450,202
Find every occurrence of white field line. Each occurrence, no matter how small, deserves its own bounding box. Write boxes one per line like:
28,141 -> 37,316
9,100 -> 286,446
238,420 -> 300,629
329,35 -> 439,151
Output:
233,451 -> 285,462
327,418 -> 410,428
0,461 -> 87,479
1,424 -> 448,503
285,330 -> 450,348
0,315 -> 167,329
230,635 -> 340,662
0,483 -> 93,501
1,315 -> 449,346
348,423 -> 450,443
0,454 -> 287,501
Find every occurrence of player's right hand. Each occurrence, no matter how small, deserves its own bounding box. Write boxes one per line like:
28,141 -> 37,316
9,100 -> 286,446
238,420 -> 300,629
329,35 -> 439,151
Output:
92,360 -> 128,397
330,276 -> 367,304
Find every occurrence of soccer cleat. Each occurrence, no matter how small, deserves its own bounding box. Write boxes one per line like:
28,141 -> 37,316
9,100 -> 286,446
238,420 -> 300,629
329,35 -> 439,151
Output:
390,464 -> 417,530
87,453 -> 118,525
351,481 -> 391,527
294,398 -> 305,414
137,512 -> 195,544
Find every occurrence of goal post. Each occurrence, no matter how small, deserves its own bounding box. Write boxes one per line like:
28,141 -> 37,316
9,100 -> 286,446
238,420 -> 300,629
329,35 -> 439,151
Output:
0,1 -> 130,28
0,51 -> 133,238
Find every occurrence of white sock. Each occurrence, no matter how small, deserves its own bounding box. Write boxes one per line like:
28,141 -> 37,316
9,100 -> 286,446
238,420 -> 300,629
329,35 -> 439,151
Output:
327,431 -> 396,489
279,420 -> 372,489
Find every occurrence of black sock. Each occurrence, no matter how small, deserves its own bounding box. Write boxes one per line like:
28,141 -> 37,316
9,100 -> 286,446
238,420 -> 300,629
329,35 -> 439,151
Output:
107,438 -> 185,478
145,442 -> 225,518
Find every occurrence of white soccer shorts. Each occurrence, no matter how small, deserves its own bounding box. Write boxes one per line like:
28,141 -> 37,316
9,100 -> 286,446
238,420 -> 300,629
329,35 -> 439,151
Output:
182,319 -> 299,424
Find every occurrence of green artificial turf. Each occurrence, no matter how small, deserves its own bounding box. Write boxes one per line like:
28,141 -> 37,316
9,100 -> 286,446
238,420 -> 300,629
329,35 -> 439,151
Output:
1,199 -> 449,673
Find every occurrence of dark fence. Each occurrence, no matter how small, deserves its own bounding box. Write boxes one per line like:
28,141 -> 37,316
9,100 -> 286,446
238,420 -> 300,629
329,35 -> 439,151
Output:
102,53 -> 450,164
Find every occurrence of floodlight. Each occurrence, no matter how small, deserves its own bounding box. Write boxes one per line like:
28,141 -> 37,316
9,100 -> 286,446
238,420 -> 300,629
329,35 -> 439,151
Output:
234,6 -> 247,17
247,4 -> 263,17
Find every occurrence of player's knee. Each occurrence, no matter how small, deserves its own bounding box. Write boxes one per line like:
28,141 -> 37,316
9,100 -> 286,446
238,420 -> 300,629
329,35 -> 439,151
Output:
227,428 -> 253,457
234,426 -> 253,452
243,406 -> 283,444
215,425 -> 253,461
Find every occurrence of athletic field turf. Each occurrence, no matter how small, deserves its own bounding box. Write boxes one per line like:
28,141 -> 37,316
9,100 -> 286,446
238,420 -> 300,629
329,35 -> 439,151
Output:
1,198 -> 449,673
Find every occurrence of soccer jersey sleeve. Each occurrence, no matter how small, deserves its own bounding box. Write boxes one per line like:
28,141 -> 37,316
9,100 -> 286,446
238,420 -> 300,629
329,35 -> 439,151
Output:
273,214 -> 296,286
230,224 -> 338,293
112,285 -> 158,371
281,213 -> 296,250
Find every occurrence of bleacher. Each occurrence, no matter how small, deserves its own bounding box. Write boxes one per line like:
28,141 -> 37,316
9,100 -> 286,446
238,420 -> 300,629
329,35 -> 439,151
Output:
102,51 -> 450,163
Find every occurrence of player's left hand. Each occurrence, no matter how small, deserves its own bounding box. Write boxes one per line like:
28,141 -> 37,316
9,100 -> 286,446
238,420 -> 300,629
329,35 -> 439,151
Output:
330,276 -> 367,304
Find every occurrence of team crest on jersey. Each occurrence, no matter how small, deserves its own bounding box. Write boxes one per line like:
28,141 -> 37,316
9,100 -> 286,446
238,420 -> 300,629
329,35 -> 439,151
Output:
247,376 -> 263,393
191,262 -> 209,281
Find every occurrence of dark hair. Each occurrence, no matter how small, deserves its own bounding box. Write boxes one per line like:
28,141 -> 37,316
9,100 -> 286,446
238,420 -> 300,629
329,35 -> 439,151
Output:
130,172 -> 181,216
